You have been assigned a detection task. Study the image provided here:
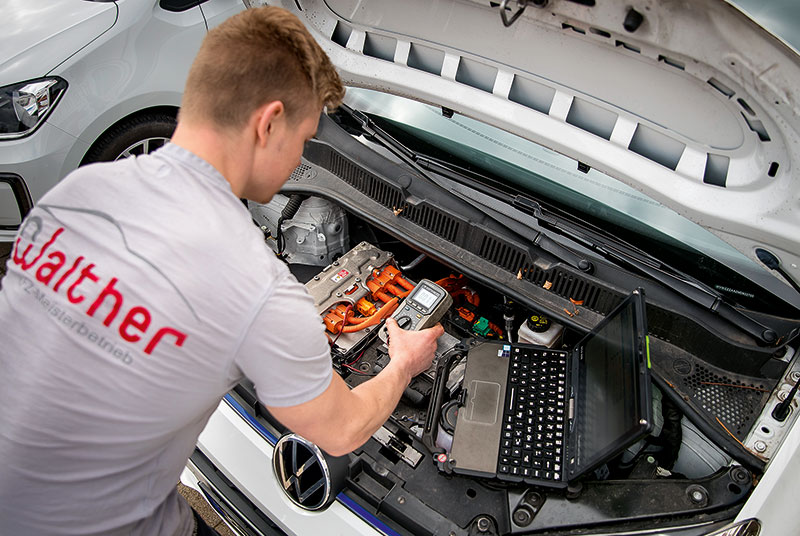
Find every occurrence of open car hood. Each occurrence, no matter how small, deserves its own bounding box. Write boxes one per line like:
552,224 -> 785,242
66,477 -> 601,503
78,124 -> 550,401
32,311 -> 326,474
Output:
270,0 -> 800,297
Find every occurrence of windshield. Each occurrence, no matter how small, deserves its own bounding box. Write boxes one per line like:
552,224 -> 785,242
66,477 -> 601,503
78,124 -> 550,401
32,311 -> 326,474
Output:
728,0 -> 800,53
343,87 -> 793,314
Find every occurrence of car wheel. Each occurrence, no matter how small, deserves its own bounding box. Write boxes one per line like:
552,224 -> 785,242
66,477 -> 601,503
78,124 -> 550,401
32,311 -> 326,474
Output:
82,112 -> 176,163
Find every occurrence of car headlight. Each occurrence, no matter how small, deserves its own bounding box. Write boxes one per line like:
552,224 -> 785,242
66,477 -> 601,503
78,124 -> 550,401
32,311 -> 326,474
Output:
0,77 -> 67,140
705,519 -> 761,536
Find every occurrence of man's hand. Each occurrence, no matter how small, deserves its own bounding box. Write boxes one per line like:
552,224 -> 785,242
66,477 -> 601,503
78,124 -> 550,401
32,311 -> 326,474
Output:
384,317 -> 444,382
267,320 -> 445,456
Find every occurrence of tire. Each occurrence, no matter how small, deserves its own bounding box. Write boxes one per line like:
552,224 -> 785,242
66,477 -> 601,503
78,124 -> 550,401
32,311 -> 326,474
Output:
82,112 -> 177,164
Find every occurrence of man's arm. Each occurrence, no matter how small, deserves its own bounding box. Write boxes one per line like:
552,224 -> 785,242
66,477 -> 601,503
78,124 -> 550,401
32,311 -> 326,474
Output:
267,318 -> 443,456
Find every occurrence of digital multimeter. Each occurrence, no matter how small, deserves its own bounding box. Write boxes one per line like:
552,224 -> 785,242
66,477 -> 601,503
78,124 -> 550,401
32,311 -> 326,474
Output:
380,279 -> 453,342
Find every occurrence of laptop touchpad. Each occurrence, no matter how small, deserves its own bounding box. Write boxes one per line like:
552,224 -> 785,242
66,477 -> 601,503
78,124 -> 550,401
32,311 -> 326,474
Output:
467,380 -> 501,424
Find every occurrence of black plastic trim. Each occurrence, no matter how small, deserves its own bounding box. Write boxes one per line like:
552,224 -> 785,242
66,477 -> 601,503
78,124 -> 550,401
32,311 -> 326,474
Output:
0,173 -> 33,231
189,448 -> 287,536
159,0 -> 207,12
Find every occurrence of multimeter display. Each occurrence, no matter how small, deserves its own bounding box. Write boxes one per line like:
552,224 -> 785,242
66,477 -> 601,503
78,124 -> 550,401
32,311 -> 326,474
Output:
411,286 -> 440,310
380,279 -> 453,342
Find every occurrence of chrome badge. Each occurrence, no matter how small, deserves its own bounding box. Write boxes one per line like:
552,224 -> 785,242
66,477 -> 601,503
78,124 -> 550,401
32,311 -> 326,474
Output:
272,434 -> 335,511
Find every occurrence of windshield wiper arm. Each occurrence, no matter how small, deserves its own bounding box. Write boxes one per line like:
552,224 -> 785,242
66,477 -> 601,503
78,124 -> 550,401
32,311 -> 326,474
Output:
513,195 -> 779,345
338,106 -> 778,344
338,105 -> 594,274
415,155 -> 594,274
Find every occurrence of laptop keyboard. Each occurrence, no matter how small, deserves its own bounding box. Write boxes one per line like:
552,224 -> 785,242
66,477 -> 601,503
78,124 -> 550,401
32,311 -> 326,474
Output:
498,347 -> 567,482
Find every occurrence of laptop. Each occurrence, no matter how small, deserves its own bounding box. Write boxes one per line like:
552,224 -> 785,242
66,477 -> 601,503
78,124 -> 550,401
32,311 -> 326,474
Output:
449,289 -> 652,489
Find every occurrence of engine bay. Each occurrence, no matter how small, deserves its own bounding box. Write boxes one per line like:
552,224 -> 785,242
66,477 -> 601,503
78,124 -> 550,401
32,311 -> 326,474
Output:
239,192 -> 800,534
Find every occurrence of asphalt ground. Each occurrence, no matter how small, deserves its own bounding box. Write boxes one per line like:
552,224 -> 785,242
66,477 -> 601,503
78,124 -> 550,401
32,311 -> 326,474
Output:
1,242 -> 233,534
179,483 -> 236,536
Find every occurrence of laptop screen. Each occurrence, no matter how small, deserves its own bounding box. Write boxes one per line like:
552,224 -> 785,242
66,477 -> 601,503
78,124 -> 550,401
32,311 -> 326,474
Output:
569,293 -> 651,480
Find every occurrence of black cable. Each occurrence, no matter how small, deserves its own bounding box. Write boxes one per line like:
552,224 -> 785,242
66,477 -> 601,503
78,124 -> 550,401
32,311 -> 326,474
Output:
275,194 -> 308,255
755,248 -> 800,296
772,374 -> 800,421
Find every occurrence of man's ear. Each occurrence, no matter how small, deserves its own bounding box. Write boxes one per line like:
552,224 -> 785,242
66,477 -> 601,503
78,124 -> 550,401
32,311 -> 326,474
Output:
255,101 -> 285,147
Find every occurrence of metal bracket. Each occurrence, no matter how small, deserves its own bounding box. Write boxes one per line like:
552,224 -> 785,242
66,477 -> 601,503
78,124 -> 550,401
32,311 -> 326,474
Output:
373,427 -> 424,467
499,0 -> 527,27
499,0 -> 547,28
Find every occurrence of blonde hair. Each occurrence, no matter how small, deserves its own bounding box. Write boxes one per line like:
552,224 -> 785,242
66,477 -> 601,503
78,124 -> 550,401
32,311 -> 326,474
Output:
180,6 -> 344,127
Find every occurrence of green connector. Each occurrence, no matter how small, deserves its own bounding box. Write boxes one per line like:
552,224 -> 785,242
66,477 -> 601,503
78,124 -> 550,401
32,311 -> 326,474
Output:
473,317 -> 492,336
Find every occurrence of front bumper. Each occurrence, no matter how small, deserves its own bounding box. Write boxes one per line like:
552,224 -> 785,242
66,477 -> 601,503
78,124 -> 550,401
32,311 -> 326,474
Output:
0,121 -> 88,241
183,396 -> 387,536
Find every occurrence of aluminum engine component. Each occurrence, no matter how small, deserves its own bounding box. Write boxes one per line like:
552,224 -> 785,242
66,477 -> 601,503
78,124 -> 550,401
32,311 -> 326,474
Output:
250,194 -> 349,266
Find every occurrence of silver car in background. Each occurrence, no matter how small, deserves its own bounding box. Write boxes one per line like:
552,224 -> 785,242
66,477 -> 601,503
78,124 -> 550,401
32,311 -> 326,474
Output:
0,0 -> 244,241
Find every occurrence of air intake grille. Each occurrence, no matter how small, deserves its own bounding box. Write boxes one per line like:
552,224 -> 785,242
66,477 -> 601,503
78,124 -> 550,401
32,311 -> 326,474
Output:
327,152 -> 462,242
478,234 -> 533,276
547,270 -> 621,314
403,203 -> 461,242
476,233 -> 619,314
289,163 -> 313,181
329,152 -> 404,210
679,363 -> 772,439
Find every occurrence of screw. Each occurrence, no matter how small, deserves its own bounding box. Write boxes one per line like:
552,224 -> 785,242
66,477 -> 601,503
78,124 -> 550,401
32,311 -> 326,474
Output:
646,456 -> 656,464
513,507 -> 533,527
778,390 -> 789,401
730,466 -> 750,484
791,371 -> 800,383
397,496 -> 405,505
687,485 -> 708,505
374,465 -> 388,477
753,440 -> 768,453
476,516 -> 491,532
336,292 -> 342,297
313,275 -> 320,280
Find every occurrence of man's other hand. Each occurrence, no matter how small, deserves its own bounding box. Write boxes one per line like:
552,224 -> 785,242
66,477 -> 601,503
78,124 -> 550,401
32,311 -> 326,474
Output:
384,318 -> 444,382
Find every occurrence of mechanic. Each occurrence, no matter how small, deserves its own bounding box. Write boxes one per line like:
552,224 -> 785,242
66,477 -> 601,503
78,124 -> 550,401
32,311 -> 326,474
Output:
0,7 -> 443,536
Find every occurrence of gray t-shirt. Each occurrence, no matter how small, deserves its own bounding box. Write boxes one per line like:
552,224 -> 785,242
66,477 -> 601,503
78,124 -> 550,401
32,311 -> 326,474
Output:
0,144 -> 332,535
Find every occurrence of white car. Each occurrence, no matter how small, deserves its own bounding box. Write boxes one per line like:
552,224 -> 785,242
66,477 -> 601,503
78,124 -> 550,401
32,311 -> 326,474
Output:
183,1 -> 800,535
182,0 -> 800,536
0,0 -> 245,242
183,0 -> 800,534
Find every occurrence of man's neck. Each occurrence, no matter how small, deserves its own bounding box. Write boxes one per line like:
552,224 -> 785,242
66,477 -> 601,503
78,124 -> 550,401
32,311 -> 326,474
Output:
170,121 -> 251,197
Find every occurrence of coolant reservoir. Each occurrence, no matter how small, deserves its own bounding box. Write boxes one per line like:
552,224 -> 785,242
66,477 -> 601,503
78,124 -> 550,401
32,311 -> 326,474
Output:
517,313 -> 563,348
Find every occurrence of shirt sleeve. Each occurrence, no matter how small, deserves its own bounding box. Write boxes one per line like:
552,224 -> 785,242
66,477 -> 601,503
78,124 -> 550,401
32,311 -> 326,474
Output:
233,268 -> 333,408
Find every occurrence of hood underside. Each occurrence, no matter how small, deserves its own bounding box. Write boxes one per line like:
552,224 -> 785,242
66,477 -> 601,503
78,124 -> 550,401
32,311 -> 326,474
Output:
265,0 -> 800,300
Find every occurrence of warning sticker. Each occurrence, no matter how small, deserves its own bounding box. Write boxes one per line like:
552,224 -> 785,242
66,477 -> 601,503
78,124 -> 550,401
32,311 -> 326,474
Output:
330,269 -> 350,283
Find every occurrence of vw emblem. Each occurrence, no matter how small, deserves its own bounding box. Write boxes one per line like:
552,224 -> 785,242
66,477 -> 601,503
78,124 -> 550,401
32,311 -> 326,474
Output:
273,434 -> 338,511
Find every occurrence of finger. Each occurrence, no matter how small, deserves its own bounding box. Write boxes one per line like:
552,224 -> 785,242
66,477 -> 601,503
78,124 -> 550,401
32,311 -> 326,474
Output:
384,317 -> 399,335
425,323 -> 445,338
